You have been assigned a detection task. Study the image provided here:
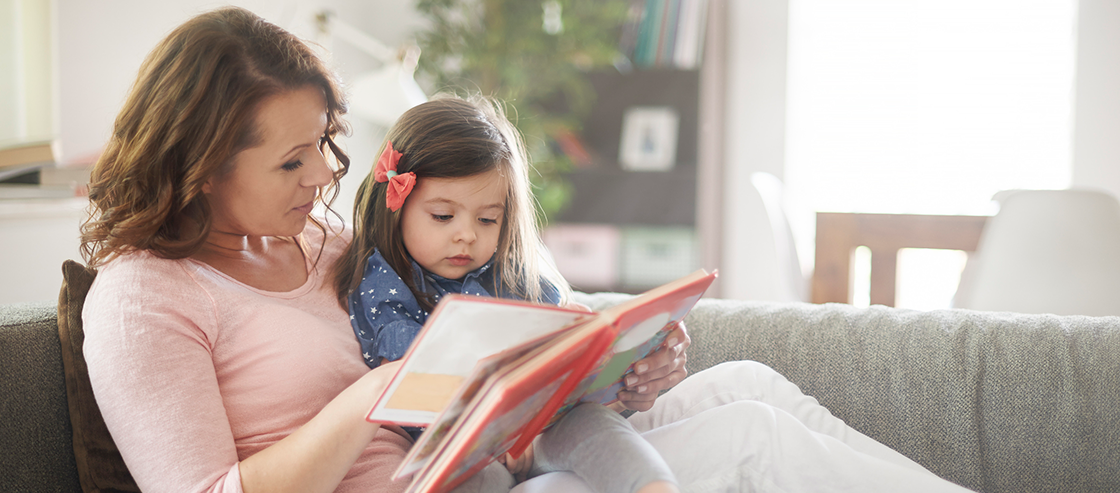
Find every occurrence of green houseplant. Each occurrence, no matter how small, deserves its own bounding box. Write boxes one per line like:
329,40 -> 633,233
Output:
412,0 -> 631,222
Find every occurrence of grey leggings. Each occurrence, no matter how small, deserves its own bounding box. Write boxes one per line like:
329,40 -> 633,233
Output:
452,403 -> 676,493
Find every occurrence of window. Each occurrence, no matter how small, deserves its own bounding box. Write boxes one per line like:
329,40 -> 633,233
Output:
785,0 -> 1077,308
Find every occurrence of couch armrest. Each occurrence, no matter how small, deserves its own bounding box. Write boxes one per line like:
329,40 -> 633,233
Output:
0,301 -> 82,491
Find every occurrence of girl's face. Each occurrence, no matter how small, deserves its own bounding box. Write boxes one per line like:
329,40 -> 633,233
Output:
400,169 -> 506,280
203,87 -> 333,238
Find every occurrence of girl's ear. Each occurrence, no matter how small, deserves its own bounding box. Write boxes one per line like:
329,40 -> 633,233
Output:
201,178 -> 214,194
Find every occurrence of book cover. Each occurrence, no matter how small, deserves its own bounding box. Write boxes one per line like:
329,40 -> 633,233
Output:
673,0 -> 701,69
0,139 -> 57,182
377,269 -> 717,493
0,139 -> 55,169
635,0 -> 664,68
618,0 -> 647,64
398,322 -> 608,492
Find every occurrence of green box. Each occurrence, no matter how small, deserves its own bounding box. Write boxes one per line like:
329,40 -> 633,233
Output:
620,227 -> 697,289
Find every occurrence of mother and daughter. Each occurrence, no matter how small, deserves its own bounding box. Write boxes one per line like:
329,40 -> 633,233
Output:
80,6 -> 972,493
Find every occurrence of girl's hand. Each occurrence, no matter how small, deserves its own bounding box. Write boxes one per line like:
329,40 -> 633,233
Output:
497,442 -> 535,482
617,322 -> 690,412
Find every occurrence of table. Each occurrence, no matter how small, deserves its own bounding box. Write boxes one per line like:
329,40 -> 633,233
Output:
811,212 -> 989,306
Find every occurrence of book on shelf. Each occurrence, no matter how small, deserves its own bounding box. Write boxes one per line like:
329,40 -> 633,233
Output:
622,0 -> 708,69
0,139 -> 58,182
368,269 -> 718,493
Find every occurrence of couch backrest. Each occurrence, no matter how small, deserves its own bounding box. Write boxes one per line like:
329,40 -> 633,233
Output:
678,298 -> 1120,493
0,301 -> 82,492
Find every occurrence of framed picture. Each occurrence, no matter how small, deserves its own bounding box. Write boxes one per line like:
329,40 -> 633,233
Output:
618,106 -> 680,171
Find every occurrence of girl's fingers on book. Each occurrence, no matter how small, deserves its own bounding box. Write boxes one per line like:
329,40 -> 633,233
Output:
626,324 -> 691,387
617,389 -> 659,411
617,364 -> 687,411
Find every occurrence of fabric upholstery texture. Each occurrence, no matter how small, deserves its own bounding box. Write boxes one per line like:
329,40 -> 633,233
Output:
57,259 -> 139,493
0,300 -> 82,491
574,293 -> 1120,493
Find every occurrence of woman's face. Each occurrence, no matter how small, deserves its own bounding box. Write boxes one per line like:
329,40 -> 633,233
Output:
203,86 -> 334,238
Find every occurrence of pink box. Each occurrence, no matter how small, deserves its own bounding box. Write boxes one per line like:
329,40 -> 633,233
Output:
542,224 -> 621,291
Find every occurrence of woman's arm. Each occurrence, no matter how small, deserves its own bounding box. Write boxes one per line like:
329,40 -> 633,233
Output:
238,362 -> 400,493
84,256 -> 409,493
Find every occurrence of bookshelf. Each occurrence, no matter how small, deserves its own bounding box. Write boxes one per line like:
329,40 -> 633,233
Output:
544,0 -> 725,295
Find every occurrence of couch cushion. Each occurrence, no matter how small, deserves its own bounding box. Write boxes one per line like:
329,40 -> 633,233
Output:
58,259 -> 140,492
0,301 -> 82,492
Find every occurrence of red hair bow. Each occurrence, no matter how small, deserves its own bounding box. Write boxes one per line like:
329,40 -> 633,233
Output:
373,141 -> 415,212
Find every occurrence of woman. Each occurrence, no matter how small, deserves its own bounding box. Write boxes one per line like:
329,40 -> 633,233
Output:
79,7 -> 685,493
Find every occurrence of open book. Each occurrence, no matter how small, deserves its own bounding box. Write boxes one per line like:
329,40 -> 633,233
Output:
366,269 -> 718,493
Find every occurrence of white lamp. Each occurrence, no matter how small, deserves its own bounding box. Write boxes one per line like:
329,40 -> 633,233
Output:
315,12 -> 427,127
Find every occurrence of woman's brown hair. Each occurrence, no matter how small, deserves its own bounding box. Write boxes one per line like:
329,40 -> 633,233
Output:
333,94 -> 570,310
81,6 -> 350,268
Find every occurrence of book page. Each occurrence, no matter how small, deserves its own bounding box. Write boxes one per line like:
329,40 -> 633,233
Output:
411,326 -> 600,492
368,296 -> 590,426
385,373 -> 466,412
393,328 -> 570,479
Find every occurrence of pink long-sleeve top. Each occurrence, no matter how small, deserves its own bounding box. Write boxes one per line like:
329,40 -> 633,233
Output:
82,223 -> 412,493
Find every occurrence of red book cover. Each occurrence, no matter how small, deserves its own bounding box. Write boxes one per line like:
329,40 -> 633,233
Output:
374,269 -> 718,493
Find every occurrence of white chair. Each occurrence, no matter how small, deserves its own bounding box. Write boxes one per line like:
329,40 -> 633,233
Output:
953,189 -> 1120,316
750,172 -> 809,302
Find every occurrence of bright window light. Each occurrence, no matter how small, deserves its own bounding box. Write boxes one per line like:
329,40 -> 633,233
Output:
895,248 -> 969,310
785,0 -> 1077,309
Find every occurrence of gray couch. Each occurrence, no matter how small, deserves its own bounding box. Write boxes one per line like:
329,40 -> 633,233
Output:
3,294 -> 1119,492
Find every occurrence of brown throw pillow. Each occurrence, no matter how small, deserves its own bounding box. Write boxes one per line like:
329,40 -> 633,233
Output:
57,259 -> 140,493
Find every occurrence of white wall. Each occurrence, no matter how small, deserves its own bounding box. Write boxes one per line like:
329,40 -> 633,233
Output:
0,1 -> 421,304
0,199 -> 86,304
1072,0 -> 1120,199
0,0 -> 52,143
56,0 -> 424,166
718,0 -> 793,301
0,1 -> 18,141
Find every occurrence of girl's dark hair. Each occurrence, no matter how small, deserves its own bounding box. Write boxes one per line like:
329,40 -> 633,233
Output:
333,94 -> 570,310
81,6 -> 350,268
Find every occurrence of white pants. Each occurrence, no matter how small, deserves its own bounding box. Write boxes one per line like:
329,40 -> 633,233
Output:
512,361 -> 974,493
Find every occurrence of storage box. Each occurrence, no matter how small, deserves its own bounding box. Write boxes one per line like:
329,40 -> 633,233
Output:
620,227 -> 697,289
542,224 -> 621,291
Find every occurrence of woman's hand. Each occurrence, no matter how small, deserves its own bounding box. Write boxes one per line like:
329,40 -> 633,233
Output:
617,322 -> 690,412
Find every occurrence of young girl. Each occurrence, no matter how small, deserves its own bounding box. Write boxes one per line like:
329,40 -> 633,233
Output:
334,95 -> 679,493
